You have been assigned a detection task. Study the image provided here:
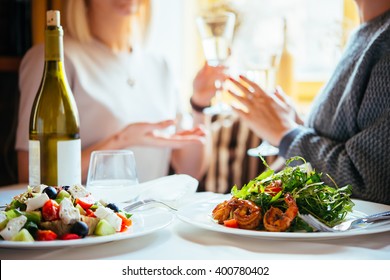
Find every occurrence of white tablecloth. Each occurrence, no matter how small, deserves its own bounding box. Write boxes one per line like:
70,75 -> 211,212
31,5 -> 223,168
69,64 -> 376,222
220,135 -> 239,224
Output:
0,184 -> 389,260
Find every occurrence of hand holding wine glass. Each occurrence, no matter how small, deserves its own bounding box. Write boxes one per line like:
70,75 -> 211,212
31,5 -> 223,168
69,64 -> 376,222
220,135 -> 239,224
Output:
228,76 -> 299,151
196,11 -> 235,115
235,17 -> 285,157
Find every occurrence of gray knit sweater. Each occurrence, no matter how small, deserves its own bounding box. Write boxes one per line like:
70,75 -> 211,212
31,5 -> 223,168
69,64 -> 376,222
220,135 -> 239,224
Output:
279,10 -> 390,205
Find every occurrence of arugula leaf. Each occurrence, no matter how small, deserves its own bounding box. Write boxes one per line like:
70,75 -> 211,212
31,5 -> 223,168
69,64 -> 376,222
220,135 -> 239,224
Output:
231,157 -> 354,228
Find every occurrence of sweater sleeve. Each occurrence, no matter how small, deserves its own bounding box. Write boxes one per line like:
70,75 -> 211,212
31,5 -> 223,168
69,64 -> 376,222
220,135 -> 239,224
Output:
280,55 -> 390,205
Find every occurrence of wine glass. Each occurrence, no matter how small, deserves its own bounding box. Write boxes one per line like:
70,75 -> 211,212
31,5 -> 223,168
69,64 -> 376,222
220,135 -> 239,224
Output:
196,11 -> 236,115
240,18 -> 284,157
86,150 -> 139,203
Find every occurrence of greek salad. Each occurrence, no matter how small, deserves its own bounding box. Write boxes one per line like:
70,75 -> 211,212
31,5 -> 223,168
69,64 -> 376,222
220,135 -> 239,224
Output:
0,184 -> 132,242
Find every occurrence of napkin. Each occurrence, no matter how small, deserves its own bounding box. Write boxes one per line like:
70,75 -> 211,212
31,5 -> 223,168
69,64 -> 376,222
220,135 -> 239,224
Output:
136,174 -> 199,208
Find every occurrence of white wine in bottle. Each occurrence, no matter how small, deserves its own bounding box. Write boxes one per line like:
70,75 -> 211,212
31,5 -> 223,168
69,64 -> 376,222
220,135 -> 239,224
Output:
29,10 -> 81,186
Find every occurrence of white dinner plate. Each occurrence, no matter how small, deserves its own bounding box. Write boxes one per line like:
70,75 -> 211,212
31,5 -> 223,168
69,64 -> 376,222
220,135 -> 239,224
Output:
177,195 -> 390,240
0,208 -> 174,249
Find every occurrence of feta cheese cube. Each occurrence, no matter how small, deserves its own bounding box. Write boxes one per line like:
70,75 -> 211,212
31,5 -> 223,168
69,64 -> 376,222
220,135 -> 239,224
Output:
94,206 -> 121,231
94,206 -> 113,220
68,185 -> 89,199
59,198 -> 80,224
104,213 -> 122,231
25,193 -> 50,212
0,215 -> 27,240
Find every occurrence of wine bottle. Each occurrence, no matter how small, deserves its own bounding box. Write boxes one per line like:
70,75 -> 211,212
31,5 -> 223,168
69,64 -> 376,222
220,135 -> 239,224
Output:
29,10 -> 81,186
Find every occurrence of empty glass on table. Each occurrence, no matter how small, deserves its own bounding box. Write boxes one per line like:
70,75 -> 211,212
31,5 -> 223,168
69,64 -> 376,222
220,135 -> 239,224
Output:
86,150 -> 139,203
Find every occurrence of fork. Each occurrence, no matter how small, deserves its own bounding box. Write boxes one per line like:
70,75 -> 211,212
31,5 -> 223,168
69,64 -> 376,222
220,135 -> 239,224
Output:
299,210 -> 390,232
122,198 -> 177,212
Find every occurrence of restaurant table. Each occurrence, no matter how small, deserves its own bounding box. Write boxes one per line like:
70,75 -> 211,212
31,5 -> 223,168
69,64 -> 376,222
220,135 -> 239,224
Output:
0,183 -> 389,260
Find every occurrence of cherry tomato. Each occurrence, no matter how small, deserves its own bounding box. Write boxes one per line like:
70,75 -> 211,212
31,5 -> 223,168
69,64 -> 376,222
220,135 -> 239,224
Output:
264,181 -> 282,196
223,219 -> 238,228
265,186 -> 282,195
42,199 -> 60,221
85,208 -> 96,217
76,196 -> 95,210
117,212 -> 132,232
61,233 -> 81,240
36,230 -> 58,241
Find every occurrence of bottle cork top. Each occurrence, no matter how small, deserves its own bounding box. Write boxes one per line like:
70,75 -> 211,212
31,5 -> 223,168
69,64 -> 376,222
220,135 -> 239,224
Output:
47,10 -> 60,26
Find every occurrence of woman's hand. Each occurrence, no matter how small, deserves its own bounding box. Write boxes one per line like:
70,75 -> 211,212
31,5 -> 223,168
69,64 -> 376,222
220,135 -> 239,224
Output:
191,63 -> 228,107
274,86 -> 304,125
80,120 -> 207,183
228,76 -> 299,146
117,120 -> 206,148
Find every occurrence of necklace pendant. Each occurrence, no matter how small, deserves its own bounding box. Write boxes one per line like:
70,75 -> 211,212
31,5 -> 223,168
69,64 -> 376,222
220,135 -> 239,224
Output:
127,78 -> 135,87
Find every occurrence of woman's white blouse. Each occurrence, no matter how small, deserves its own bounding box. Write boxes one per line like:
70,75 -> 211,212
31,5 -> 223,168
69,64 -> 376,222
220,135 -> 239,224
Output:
16,38 -> 183,183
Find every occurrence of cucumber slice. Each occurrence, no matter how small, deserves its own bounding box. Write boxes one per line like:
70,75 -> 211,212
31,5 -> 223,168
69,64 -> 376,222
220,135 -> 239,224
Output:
94,219 -> 116,236
0,212 -> 8,230
11,228 -> 34,242
23,211 -> 42,224
55,189 -> 71,204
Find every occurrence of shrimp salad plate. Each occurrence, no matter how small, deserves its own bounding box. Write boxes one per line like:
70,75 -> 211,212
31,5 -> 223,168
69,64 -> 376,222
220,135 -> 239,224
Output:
177,196 -> 390,240
178,157 -> 390,240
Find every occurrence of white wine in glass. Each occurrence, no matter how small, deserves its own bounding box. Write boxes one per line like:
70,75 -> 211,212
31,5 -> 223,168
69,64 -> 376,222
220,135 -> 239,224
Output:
241,18 -> 284,157
245,67 -> 280,157
196,11 -> 235,115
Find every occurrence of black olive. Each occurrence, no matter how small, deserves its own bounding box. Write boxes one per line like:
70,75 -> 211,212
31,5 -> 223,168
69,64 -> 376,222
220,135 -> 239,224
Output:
25,221 -> 39,238
106,203 -> 119,212
62,186 -> 70,191
42,186 -> 58,199
70,221 -> 89,238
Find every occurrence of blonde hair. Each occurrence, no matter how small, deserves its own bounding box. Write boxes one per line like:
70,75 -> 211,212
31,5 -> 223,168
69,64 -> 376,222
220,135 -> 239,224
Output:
65,0 -> 151,44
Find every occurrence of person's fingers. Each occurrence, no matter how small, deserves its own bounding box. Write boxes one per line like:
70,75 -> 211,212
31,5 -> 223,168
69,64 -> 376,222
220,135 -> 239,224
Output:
228,88 -> 267,110
145,120 -> 175,131
228,77 -> 253,96
238,75 -> 267,96
228,89 -> 252,107
175,127 -> 206,137
230,103 -> 250,121
148,134 -> 205,148
274,86 -> 291,104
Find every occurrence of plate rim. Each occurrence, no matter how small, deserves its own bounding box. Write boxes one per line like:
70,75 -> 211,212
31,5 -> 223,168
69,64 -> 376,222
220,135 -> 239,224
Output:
0,208 -> 174,249
176,197 -> 390,240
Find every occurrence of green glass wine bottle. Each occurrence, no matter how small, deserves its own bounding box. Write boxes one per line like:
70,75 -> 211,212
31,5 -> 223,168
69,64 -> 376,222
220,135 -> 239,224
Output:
29,10 -> 81,186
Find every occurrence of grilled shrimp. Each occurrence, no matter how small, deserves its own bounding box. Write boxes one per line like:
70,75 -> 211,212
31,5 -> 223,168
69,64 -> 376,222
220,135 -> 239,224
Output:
212,198 -> 238,224
232,199 -> 262,230
263,193 -> 298,232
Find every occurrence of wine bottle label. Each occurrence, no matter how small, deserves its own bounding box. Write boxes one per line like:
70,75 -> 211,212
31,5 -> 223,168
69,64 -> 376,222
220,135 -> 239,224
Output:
57,139 -> 81,186
29,140 -> 41,186
28,139 -> 81,186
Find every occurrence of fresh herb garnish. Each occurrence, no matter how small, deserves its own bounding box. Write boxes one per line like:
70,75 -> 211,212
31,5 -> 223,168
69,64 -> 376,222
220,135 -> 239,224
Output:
231,156 -> 354,229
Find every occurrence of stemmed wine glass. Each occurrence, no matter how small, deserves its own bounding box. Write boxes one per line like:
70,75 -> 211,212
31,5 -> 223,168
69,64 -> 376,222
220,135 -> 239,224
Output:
196,11 -> 236,115
240,17 -> 284,157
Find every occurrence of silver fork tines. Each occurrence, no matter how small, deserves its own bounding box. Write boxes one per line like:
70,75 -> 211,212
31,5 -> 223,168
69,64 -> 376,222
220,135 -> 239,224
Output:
299,210 -> 390,232
122,198 -> 177,212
